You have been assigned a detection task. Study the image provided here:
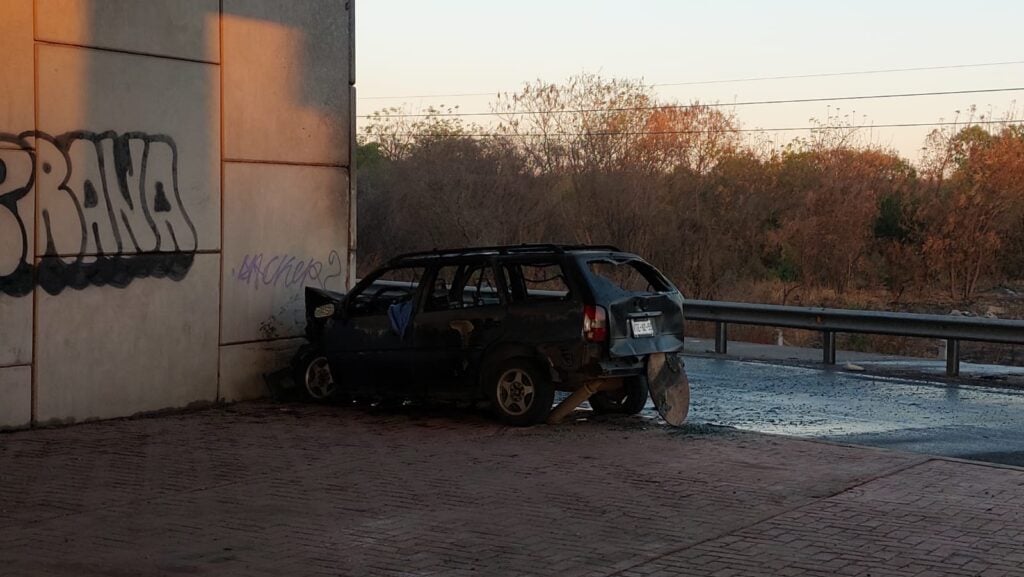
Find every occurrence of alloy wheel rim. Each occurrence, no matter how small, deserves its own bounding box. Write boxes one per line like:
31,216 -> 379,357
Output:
497,368 -> 535,416
304,357 -> 336,400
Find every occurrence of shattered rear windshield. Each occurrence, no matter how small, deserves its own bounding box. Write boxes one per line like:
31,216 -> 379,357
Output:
587,259 -> 672,295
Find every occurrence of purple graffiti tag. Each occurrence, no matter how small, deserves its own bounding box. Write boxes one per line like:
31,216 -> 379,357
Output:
232,250 -> 342,291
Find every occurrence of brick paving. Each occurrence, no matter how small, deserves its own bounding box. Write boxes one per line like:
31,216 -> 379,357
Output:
0,402 -> 1021,576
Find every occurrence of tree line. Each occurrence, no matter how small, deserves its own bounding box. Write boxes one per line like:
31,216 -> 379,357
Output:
357,74 -> 1024,309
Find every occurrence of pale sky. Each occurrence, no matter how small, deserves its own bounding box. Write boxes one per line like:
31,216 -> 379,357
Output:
357,0 -> 1024,160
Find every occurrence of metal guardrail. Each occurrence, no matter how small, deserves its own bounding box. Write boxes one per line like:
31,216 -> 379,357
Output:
682,299 -> 1024,376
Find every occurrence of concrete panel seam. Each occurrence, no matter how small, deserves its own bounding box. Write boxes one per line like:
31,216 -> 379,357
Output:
219,336 -> 308,348
348,84 -> 357,289
31,27 -> 40,426
33,39 -> 220,66
217,0 -> 225,402
349,0 -> 356,86
0,363 -> 33,370
222,158 -> 348,169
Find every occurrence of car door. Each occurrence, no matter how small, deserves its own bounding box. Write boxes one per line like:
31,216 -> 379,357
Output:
324,265 -> 425,398
497,258 -> 586,371
412,260 -> 508,399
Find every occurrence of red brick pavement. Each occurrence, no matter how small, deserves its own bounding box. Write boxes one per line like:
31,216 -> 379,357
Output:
0,402 -> 1019,576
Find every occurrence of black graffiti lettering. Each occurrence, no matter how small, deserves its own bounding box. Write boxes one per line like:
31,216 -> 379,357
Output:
142,137 -> 197,253
35,134 -> 84,261
103,137 -> 152,253
68,136 -> 121,256
0,130 -> 198,297
0,134 -> 35,297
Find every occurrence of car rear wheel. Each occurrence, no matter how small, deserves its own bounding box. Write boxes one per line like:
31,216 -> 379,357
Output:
488,358 -> 555,426
589,376 -> 648,415
293,345 -> 337,402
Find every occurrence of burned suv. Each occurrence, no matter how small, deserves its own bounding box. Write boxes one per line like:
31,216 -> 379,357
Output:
292,245 -> 687,425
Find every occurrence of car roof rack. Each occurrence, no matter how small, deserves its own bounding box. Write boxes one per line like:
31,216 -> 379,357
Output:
389,243 -> 624,264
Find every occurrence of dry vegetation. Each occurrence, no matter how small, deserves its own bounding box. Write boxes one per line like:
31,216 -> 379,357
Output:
357,75 -> 1024,361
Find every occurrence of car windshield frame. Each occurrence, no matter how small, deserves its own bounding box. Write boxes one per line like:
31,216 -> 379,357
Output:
345,265 -> 425,316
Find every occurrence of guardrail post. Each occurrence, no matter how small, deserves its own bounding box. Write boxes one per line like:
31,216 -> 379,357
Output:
946,339 -> 960,376
823,331 -> 836,365
715,322 -> 728,355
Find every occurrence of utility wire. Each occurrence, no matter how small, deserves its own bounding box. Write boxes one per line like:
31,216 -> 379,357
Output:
654,60 -> 1024,87
357,60 -> 1024,100
358,87 -> 1024,119
358,119 -> 1023,139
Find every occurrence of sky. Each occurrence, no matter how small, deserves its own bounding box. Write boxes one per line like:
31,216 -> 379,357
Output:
356,0 -> 1024,161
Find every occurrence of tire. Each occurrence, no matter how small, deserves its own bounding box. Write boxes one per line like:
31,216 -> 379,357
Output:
589,375 -> 648,415
486,358 -> 555,426
292,344 -> 338,402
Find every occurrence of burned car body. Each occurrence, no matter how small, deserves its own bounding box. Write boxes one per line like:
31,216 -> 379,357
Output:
293,244 -> 686,425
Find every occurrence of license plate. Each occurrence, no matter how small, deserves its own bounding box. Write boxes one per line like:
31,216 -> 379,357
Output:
631,318 -> 655,337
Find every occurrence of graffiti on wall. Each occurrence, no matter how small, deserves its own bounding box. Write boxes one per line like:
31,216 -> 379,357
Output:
230,250 -> 343,291
0,130 -> 197,297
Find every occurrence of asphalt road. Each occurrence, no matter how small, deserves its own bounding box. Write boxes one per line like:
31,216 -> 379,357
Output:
674,356 -> 1024,466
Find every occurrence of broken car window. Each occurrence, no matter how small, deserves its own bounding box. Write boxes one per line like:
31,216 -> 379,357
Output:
503,263 -> 571,302
587,260 -> 671,295
425,264 -> 502,311
425,265 -> 459,311
348,266 -> 424,316
462,265 -> 501,307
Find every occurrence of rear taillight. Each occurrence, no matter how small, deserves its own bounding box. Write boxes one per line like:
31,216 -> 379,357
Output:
583,305 -> 608,342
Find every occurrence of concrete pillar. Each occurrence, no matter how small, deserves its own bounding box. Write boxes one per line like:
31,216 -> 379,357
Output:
0,0 -> 356,426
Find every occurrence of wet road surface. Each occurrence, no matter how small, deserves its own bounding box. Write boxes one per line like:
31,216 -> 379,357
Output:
674,356 -> 1024,466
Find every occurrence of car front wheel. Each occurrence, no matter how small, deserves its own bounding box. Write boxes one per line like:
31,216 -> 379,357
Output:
487,358 -> 555,426
293,345 -> 337,402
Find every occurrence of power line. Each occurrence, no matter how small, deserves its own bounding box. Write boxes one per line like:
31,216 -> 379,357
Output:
357,60 -> 1024,100
653,60 -> 1024,87
357,87 -> 1024,119
357,119 -> 1023,139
